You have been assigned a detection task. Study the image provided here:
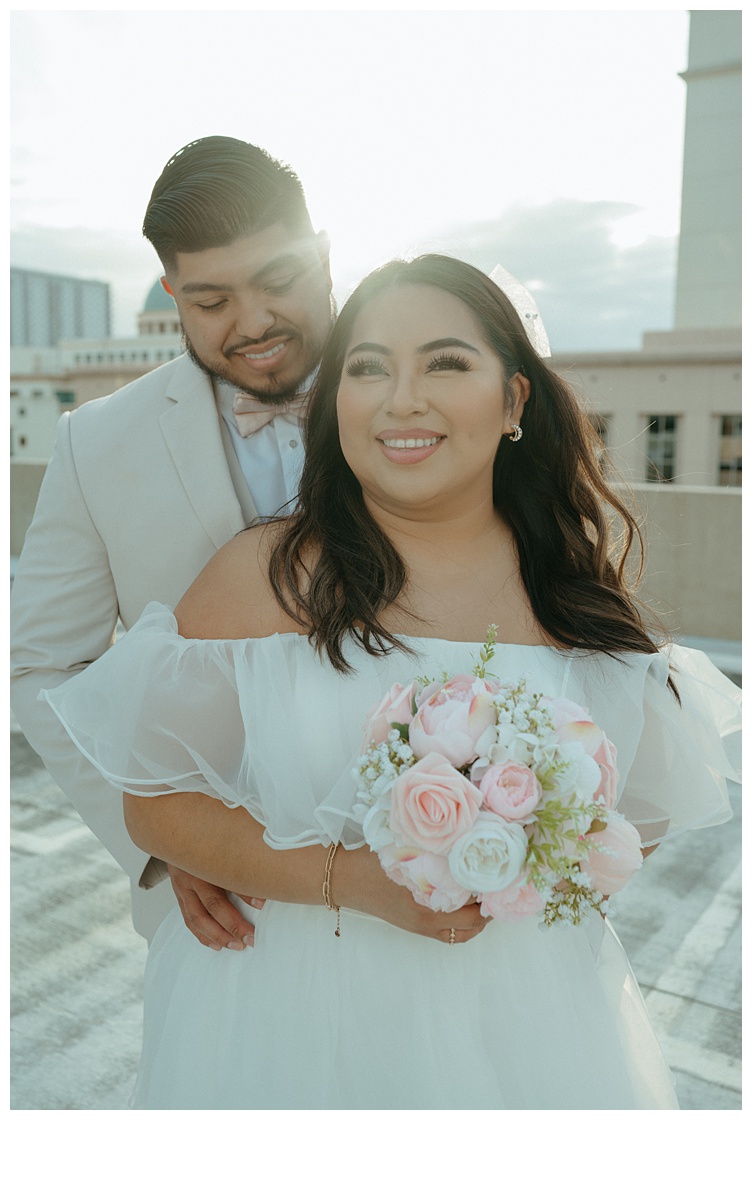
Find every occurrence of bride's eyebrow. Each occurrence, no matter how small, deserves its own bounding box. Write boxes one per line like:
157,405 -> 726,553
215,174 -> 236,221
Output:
346,337 -> 481,357
417,338 -> 480,354
347,342 -> 390,356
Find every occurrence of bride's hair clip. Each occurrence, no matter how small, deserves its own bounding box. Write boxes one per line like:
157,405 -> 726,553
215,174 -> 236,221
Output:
488,265 -> 552,359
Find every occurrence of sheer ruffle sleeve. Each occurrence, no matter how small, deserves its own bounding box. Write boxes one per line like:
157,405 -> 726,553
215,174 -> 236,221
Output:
572,644 -> 741,847
41,602 -> 366,850
616,645 -> 740,846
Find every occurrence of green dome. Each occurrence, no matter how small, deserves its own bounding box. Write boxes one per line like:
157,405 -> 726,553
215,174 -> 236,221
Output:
143,279 -> 177,311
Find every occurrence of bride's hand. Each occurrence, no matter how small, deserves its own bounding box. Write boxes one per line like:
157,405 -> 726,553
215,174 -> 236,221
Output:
168,864 -> 264,951
335,845 -> 489,944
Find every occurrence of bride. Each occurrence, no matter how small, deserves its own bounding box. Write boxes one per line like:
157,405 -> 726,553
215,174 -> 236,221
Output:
45,255 -> 740,1109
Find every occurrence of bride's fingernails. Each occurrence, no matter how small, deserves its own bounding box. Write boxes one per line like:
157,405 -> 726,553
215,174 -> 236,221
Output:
243,933 -> 255,948
251,898 -> 265,909
228,940 -> 245,951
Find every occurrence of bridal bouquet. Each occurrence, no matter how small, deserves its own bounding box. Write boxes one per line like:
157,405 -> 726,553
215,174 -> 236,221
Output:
353,629 -> 643,927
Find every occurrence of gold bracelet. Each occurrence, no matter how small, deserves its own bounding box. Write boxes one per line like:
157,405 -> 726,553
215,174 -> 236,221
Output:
323,842 -> 341,938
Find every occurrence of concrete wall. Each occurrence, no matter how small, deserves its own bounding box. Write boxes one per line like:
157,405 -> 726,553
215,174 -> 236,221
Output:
11,462 -> 741,640
620,483 -> 741,641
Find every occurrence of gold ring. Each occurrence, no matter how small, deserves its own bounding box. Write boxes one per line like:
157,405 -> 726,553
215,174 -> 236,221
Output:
449,928 -> 456,945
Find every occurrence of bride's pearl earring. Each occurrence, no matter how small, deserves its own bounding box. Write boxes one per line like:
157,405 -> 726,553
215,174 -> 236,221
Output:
508,424 -> 523,442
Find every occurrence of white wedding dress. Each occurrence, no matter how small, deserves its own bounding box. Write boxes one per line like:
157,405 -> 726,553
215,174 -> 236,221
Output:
44,603 -> 741,1110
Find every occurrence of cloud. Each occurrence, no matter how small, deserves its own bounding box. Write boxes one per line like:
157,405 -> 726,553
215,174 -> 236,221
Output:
403,199 -> 678,351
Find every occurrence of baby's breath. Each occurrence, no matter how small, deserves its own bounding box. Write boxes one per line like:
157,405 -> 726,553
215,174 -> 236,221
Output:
354,733 -> 416,804
540,874 -> 608,927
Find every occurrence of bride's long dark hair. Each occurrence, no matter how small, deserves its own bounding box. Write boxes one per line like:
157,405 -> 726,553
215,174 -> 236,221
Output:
269,255 -> 671,676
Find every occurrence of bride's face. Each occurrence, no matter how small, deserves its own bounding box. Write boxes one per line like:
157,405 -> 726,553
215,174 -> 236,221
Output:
336,283 -> 528,520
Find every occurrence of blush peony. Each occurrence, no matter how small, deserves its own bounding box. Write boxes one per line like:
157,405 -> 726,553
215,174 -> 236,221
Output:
578,812 -> 643,895
479,761 -> 542,822
379,844 -> 473,912
479,878 -> 546,921
361,681 -> 418,750
409,674 -> 498,768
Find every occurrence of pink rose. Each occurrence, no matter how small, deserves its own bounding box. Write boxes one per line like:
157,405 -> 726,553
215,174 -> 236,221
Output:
479,761 -> 542,822
362,681 -> 418,750
578,812 -> 643,895
390,751 -> 483,853
479,878 -> 546,921
379,844 -> 472,912
409,673 -> 498,768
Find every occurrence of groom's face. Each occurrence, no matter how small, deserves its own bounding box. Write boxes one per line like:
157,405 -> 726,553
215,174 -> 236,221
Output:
163,222 -> 334,401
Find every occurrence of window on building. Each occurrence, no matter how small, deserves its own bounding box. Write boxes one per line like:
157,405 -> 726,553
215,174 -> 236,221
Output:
18,406 -> 27,417
32,389 -> 44,399
718,415 -> 742,487
56,391 -> 75,406
645,415 -> 678,483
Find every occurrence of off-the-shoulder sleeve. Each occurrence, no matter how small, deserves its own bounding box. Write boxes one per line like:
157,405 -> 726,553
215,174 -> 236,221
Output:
615,646 -> 741,846
40,601 -> 365,851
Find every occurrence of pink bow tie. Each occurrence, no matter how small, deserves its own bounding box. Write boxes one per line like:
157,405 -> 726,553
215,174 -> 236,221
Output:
232,392 -> 308,437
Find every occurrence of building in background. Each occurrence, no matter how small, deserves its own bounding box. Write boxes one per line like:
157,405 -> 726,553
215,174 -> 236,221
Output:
10,277 -> 182,458
10,267 -> 110,346
550,9 -> 741,489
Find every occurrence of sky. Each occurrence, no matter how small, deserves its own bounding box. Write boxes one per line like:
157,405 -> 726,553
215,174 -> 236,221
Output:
10,5 -> 693,350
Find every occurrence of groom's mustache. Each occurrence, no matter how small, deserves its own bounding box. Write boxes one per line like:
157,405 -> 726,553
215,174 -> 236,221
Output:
225,328 -> 297,356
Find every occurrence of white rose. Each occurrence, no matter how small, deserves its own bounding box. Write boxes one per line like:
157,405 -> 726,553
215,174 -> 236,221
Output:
362,801 -> 393,852
448,812 -> 529,893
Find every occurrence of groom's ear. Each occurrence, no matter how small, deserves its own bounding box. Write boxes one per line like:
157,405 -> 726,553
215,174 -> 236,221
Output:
161,277 -> 174,297
315,230 -> 333,290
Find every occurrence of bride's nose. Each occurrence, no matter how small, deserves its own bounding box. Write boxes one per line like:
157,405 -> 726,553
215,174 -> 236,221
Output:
384,371 -> 428,417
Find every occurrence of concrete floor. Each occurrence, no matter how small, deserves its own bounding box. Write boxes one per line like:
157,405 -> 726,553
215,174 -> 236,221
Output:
10,705 -> 741,1111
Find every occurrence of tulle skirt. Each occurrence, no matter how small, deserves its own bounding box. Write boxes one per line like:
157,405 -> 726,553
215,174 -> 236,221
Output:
131,899 -> 678,1110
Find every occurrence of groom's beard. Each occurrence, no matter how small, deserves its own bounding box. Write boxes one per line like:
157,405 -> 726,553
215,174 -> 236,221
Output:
183,332 -> 308,405
181,304 -> 336,405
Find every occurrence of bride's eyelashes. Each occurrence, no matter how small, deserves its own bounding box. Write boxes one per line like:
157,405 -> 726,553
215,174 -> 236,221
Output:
346,356 -> 386,377
345,352 -> 473,379
425,353 -> 471,373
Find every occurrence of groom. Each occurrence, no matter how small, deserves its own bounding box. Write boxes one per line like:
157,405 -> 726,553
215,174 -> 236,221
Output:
10,136 -> 335,945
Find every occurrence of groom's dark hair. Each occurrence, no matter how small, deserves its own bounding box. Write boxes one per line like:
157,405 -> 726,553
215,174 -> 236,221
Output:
143,136 -> 315,271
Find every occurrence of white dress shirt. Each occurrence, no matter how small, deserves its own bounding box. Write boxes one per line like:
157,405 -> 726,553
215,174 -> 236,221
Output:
214,378 -> 308,518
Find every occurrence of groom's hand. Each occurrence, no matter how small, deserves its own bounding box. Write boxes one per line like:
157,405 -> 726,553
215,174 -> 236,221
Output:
167,864 -> 264,951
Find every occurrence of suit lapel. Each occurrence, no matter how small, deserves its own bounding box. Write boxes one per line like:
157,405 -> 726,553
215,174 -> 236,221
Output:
159,356 -> 248,550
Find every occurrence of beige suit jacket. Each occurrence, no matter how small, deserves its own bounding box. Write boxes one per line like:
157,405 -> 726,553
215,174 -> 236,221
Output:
10,354 -> 257,940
